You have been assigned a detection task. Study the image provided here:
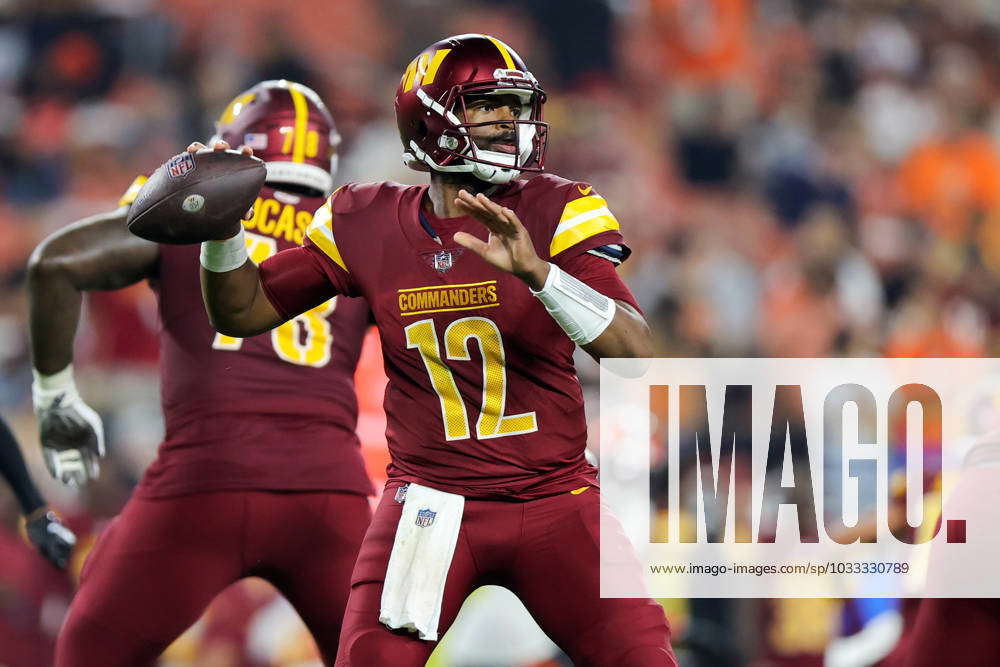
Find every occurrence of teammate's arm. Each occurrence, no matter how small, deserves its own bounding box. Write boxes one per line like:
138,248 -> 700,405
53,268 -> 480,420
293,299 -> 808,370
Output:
0,415 -> 77,568
27,208 -> 159,486
453,190 -> 653,360
28,209 -> 159,373
0,414 -> 46,516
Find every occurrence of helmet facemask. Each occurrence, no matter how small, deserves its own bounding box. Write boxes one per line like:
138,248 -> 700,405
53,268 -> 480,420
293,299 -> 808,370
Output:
404,71 -> 548,185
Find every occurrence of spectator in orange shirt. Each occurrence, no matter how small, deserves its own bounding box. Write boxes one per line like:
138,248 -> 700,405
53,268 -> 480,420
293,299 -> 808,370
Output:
649,0 -> 751,83
896,44 -> 1000,239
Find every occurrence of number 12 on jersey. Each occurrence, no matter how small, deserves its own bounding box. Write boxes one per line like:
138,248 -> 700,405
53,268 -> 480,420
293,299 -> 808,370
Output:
405,316 -> 538,441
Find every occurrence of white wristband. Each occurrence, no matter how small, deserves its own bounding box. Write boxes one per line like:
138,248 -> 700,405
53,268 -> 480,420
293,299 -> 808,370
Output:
32,364 -> 78,409
200,229 -> 248,273
530,263 -> 616,345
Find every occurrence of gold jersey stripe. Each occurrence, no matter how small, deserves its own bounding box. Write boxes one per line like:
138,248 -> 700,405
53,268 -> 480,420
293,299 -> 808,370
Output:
550,193 -> 620,256
305,202 -> 348,272
560,194 -> 607,221
288,84 -> 309,163
118,175 -> 148,208
487,36 -> 516,70
550,215 -> 620,257
554,206 -> 616,238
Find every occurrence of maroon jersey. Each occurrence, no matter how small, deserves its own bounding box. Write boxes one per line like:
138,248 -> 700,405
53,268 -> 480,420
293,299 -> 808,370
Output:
117,179 -> 373,498
261,174 -> 635,499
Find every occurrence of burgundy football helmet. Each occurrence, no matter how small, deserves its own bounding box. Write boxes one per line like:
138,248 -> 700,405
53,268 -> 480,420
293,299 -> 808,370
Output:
395,34 -> 548,185
212,80 -> 340,196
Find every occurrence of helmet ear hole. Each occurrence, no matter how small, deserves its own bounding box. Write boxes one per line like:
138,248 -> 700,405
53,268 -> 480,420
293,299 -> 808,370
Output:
416,119 -> 429,138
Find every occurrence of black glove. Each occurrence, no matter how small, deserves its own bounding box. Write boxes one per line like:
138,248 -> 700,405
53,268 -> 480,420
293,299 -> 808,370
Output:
25,510 -> 77,569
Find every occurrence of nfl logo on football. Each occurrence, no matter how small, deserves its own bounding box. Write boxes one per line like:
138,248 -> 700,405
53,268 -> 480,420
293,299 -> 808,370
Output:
415,509 -> 436,528
433,250 -> 453,273
167,153 -> 196,179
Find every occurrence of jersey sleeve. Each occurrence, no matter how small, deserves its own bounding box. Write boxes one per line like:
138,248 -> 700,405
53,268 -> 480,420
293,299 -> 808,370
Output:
555,250 -> 642,313
258,245 -> 340,320
301,190 -> 362,296
118,175 -> 148,208
547,182 -> 632,265
259,189 -> 362,318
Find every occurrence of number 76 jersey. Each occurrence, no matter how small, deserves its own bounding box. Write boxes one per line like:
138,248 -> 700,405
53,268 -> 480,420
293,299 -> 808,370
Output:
259,174 -> 639,499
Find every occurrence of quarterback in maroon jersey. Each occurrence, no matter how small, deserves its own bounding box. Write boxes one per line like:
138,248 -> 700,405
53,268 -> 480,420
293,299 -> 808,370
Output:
195,35 -> 676,665
28,81 -> 373,665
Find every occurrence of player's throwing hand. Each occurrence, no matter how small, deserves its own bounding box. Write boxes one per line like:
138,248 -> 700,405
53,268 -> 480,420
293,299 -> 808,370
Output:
186,139 -> 254,157
453,189 -> 550,289
186,140 -> 257,222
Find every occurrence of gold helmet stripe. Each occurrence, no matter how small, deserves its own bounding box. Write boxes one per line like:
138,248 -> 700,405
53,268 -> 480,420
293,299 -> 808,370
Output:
486,36 -> 516,70
288,83 -> 310,163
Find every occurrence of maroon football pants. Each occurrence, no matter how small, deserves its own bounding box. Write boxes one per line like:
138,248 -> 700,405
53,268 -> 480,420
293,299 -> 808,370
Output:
56,490 -> 371,666
336,484 -> 676,666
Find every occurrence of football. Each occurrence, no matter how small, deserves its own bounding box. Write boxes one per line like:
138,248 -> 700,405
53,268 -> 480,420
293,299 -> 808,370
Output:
126,149 -> 266,244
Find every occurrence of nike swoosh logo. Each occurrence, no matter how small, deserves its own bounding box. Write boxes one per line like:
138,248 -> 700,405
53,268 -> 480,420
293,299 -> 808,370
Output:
577,185 -> 593,195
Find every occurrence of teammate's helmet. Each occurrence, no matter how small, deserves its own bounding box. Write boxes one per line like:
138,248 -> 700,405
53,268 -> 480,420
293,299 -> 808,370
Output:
395,34 -> 547,185
213,80 -> 340,196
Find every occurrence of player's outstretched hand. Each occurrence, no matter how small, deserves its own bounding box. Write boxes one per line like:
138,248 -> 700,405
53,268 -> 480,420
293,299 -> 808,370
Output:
186,140 -> 257,221
24,508 -> 77,569
453,190 -> 550,289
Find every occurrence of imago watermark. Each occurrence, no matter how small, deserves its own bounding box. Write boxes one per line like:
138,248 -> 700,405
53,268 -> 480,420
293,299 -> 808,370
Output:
598,359 -> 1000,598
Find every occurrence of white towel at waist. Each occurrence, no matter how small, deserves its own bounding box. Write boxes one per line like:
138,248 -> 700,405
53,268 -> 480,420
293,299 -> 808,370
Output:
379,483 -> 465,641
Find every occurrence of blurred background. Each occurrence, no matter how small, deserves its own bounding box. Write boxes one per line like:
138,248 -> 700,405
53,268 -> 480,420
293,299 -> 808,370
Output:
3,0 -> 1000,664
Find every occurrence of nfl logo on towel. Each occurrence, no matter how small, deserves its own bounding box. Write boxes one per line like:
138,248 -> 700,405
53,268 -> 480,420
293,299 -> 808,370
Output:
167,153 -> 195,178
415,508 -> 436,528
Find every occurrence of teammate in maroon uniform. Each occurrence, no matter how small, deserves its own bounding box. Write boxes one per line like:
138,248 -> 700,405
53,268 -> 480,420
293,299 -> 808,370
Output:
28,80 -> 373,665
194,35 -> 675,666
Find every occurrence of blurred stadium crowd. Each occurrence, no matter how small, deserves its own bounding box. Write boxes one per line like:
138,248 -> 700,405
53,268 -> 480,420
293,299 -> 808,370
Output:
3,0 -> 1000,664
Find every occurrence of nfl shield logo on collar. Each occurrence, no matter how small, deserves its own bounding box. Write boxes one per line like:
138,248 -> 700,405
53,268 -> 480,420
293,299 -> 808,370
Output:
415,508 -> 436,527
423,249 -> 463,273
433,250 -> 453,273
167,152 -> 196,178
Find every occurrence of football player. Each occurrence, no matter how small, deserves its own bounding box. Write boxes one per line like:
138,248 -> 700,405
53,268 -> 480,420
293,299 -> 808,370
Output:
195,36 -> 676,666
28,80 -> 374,666
0,413 -> 76,569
